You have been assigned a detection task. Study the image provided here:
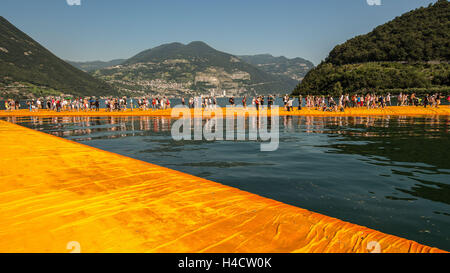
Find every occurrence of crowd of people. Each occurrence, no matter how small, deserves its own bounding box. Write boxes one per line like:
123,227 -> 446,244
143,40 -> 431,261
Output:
395,92 -> 444,108
226,95 -> 277,110
4,97 -> 102,112
183,97 -> 218,109
290,92 -> 447,112
3,93 -> 449,112
2,96 -> 173,112
133,97 -> 173,111
3,99 -> 21,111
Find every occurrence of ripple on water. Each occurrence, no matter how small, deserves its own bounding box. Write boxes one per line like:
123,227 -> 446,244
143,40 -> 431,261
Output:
13,115 -> 450,251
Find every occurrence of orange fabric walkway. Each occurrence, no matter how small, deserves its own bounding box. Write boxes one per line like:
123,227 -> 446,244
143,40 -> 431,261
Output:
0,105 -> 449,118
0,120 -> 445,253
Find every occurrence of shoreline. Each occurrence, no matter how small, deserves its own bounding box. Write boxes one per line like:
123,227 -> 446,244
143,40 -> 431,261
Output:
0,106 -> 449,118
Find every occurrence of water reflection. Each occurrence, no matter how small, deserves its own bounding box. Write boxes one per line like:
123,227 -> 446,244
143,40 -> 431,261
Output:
7,114 -> 450,251
7,115 -> 450,168
7,115 -> 281,140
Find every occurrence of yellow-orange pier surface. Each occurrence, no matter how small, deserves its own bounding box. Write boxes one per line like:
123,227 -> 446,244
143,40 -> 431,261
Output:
0,105 -> 449,118
0,120 -> 446,253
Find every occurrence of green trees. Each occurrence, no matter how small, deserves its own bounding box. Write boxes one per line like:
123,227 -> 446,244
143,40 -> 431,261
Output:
293,0 -> 450,96
293,62 -> 449,96
326,0 -> 449,65
332,82 -> 343,97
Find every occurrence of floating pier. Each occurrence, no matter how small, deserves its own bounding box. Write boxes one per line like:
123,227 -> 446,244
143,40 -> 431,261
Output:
0,105 -> 449,118
0,120 -> 446,253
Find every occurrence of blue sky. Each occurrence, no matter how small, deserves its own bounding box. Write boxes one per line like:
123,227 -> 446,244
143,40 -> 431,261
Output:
1,0 -> 438,64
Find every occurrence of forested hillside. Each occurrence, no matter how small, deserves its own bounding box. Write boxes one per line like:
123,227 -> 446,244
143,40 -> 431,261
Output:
0,16 -> 117,99
293,0 -> 450,96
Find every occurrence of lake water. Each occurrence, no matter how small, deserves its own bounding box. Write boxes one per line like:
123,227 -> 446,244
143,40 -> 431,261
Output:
6,115 -> 450,251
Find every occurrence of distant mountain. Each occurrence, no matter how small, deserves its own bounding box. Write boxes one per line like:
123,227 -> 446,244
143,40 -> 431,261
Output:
93,41 -> 298,97
293,0 -> 450,96
67,59 -> 126,72
238,54 -> 314,82
0,16 -> 117,99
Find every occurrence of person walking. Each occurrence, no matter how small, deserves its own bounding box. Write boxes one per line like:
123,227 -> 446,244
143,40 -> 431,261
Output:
242,96 -> 247,108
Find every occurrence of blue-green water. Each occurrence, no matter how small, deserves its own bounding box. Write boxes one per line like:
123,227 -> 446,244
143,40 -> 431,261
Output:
8,115 -> 450,251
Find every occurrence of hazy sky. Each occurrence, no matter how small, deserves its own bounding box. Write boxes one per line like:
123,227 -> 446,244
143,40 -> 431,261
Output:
1,0 -> 438,64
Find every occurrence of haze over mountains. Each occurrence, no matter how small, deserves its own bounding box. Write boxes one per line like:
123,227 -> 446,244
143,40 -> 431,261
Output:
68,54 -> 315,84
0,14 -> 314,99
67,59 -> 126,73
238,54 -> 314,82
82,42 -> 313,97
0,16 -> 117,99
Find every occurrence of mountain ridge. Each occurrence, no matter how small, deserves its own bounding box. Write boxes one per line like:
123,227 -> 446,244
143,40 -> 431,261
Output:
238,54 -> 314,82
325,0 -> 449,65
93,41 -> 301,97
0,16 -> 118,99
293,0 -> 450,96
67,59 -> 126,72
